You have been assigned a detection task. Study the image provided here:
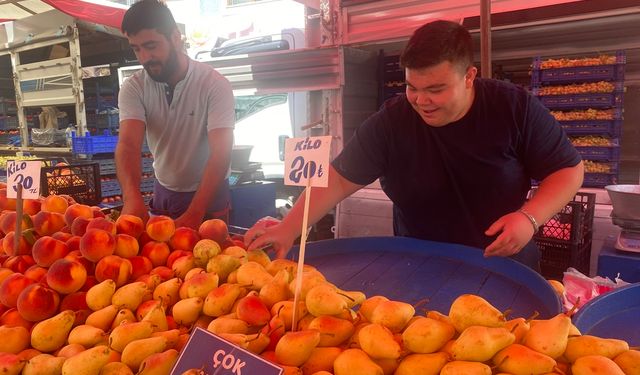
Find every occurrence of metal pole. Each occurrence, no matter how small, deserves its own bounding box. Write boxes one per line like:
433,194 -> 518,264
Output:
480,0 -> 492,79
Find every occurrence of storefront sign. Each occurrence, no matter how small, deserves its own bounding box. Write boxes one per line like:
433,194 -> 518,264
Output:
284,136 -> 331,187
171,327 -> 283,375
6,160 -> 41,199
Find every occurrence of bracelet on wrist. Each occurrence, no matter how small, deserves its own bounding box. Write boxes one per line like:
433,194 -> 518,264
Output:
518,208 -> 540,233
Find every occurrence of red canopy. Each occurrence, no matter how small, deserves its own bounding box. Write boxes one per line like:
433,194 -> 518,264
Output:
42,0 -> 126,30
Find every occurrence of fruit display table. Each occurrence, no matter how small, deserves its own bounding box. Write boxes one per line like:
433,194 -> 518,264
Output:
597,235 -> 640,283
290,236 -> 562,319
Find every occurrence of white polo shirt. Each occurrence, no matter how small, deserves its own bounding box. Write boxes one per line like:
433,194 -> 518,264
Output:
118,59 -> 235,192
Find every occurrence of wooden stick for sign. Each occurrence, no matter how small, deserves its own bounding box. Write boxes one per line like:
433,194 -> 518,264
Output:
291,178 -> 312,332
14,185 -> 23,254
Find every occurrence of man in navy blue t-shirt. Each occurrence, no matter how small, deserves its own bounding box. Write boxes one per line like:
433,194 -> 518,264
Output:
245,20 -> 583,271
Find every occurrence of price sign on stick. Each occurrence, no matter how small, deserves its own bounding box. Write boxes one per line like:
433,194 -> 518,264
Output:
284,136 -> 331,331
7,160 -> 41,199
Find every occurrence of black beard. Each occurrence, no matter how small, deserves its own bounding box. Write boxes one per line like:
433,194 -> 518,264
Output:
144,46 -> 179,83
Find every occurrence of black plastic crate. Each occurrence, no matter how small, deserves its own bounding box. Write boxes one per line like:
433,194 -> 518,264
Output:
532,192 -> 596,279
40,163 -> 101,206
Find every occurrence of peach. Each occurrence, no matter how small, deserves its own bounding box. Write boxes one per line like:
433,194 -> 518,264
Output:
59,194 -> 77,205
0,273 -> 36,307
0,211 -> 32,235
66,236 -> 81,252
0,189 -> 17,211
138,231 -> 153,248
80,275 -> 99,292
41,194 -> 69,214
64,250 -> 95,275
166,250 -> 191,268
70,216 -> 91,236
86,217 -> 116,235
46,258 -> 88,295
23,265 -> 48,282
129,255 -> 154,281
0,308 -> 33,330
52,231 -> 73,242
115,214 -> 145,239
94,255 -> 133,287
169,227 -> 200,251
2,232 -> 33,256
60,291 -> 89,311
150,266 -> 174,282
16,283 -> 60,322
114,233 -> 139,258
21,199 -> 41,216
79,229 -> 116,262
141,241 -> 171,267
64,203 -> 94,227
146,215 -> 176,242
0,267 -> 13,285
91,206 -> 106,218
32,236 -> 69,267
198,218 -> 229,244
32,211 -> 66,236
3,254 -> 35,274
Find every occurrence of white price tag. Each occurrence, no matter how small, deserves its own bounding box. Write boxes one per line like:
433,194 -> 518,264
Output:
7,160 -> 41,199
284,136 -> 331,187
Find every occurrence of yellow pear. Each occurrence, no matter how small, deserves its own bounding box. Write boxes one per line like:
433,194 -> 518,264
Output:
270,300 -> 308,330
222,245 -> 249,263
86,279 -> 117,311
358,295 -> 389,322
402,317 -> 455,354
493,344 -> 557,375
206,254 -> 241,282
141,303 -> 168,332
100,361 -> 135,375
56,343 -> 85,358
614,350 -> 640,375
203,283 -> 243,317
0,353 -> 26,375
151,329 -> 182,349
300,346 -> 342,375
307,315 -> 355,347
192,239 -> 221,268
337,289 -> 366,309
67,324 -> 108,348
121,336 -> 168,371
259,269 -> 292,309
0,325 -> 30,354
178,272 -> 219,300
451,326 -> 515,362
564,335 -> 630,363
109,320 -> 155,353
152,277 -> 182,308
504,317 -> 531,343
110,308 -> 137,330
440,360 -> 492,375
440,339 -> 456,356
137,349 -> 179,375
449,294 -> 505,333
30,309 -> 76,353
372,357 -> 399,375
333,348 -> 383,375
61,345 -> 111,375
245,332 -> 271,354
236,261 -> 274,290
85,304 -> 119,332
172,297 -> 204,326
394,352 -> 450,375
112,281 -> 149,311
426,310 -> 452,325
369,300 -> 415,333
247,248 -> 271,267
184,267 -> 205,281
358,323 -> 401,360
275,329 -> 321,367
265,258 -> 298,276
306,284 -> 348,316
523,312 -> 571,359
22,353 -> 66,375
288,269 -> 327,299
572,355 -> 625,375
206,317 -> 250,334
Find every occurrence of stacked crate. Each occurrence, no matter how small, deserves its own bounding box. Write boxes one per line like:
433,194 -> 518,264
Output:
531,51 -> 625,187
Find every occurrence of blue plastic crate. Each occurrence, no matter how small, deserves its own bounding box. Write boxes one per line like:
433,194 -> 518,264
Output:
560,119 -> 622,137
583,172 -> 618,187
96,158 -> 116,175
536,92 -> 623,110
100,179 -> 120,192
142,157 -> 154,173
72,131 -> 118,155
574,145 -> 620,161
140,177 -> 155,192
532,51 -> 625,85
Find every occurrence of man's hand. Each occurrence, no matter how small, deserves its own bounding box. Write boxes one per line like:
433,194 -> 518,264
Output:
244,217 -> 294,259
484,211 -> 536,257
174,208 -> 205,230
121,197 -> 149,223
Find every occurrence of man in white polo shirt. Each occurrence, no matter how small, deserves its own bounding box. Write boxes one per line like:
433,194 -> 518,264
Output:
116,0 -> 235,229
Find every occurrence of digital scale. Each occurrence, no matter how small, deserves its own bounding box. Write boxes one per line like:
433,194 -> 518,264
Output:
606,185 -> 640,253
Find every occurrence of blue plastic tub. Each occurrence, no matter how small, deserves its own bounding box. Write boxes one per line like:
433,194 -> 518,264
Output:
573,283 -> 640,346
288,237 -> 562,319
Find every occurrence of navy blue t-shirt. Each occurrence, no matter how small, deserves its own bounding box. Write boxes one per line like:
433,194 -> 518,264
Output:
332,78 -> 581,249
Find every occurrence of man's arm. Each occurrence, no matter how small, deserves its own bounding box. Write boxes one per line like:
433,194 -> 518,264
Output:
174,127 -> 233,229
115,119 -> 148,220
485,161 -> 584,257
245,164 -> 365,258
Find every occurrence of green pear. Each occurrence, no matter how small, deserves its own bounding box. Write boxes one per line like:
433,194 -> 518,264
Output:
564,335 -> 630,363
206,254 -> 241,282
259,269 -> 292,309
30,309 -> 76,353
358,323 -> 401,359
333,348 -> 383,375
236,261 -> 274,290
306,284 -> 348,316
402,317 -> 456,354
449,294 -> 505,333
614,350 -> 640,375
369,300 -> 415,333
307,315 -> 356,347
493,344 -> 557,375
523,312 -> 571,359
22,354 -> 66,375
137,349 -> 180,375
451,325 -> 515,362
203,283 -> 243,317
394,352 -> 450,375
572,355 -> 625,375
61,345 -> 111,375
109,320 -> 155,353
440,360 -> 492,375
274,329 -> 321,367
300,347 -> 342,375
359,295 -> 389,322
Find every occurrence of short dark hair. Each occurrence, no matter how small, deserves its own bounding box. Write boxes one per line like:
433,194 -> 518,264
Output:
121,0 -> 177,39
400,20 -> 473,72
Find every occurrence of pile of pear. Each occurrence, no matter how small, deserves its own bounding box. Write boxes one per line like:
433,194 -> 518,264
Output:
0,240 -> 638,375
